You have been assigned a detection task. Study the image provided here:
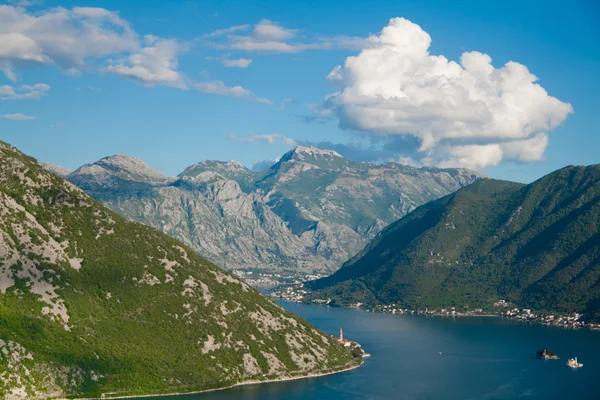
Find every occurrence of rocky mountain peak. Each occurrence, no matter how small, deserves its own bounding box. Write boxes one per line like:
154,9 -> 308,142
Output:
70,154 -> 170,189
94,154 -> 168,181
60,144 -> 484,279
280,146 -> 343,164
179,159 -> 251,180
40,162 -> 72,178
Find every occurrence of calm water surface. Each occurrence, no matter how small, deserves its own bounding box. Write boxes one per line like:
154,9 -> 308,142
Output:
139,302 -> 600,399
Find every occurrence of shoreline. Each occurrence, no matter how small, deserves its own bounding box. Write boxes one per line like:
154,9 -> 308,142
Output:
66,362 -> 362,400
348,305 -> 598,331
292,301 -> 599,331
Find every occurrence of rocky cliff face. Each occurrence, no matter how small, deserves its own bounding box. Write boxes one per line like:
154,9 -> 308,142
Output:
57,146 -> 483,278
0,141 -> 358,399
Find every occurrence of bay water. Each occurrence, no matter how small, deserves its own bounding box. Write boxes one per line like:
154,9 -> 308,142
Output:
138,302 -> 600,399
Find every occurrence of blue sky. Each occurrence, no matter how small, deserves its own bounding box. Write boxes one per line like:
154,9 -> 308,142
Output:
0,0 -> 598,183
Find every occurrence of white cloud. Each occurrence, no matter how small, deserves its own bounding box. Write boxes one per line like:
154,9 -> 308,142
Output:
6,0 -> 41,7
104,37 -> 187,88
1,112 -> 35,120
225,36 -> 304,53
226,132 -> 297,146
501,133 -> 549,163
324,17 -> 574,170
0,5 -> 138,79
0,6 -> 270,101
437,144 -> 504,170
207,55 -> 253,68
194,80 -> 249,96
205,20 -> 302,52
0,61 -> 17,81
204,20 -> 370,54
0,83 -> 50,100
222,57 -> 252,68
396,156 -> 421,168
252,19 -> 297,41
202,24 -> 250,39
192,81 -> 271,104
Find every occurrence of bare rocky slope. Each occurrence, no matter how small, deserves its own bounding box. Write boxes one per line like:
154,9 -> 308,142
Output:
57,146 -> 483,278
0,141 -> 359,399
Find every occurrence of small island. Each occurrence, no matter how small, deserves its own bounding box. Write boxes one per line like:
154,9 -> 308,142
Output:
567,357 -> 584,368
536,349 -> 559,360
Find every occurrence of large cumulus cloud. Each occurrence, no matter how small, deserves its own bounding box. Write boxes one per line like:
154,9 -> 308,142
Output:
324,18 -> 573,170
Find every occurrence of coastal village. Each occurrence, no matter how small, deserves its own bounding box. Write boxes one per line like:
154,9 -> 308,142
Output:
271,285 -> 600,330
234,271 -> 325,289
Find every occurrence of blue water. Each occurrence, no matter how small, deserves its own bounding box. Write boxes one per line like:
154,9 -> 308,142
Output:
140,302 -> 600,399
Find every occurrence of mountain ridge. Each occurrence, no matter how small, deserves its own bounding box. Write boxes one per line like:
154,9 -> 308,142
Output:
307,165 -> 600,320
44,147 -> 484,280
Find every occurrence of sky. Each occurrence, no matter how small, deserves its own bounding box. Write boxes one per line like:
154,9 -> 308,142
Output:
0,0 -> 598,183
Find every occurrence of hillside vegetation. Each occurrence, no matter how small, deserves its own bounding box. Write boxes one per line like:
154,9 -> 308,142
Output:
308,167 -> 600,320
0,141 -> 359,399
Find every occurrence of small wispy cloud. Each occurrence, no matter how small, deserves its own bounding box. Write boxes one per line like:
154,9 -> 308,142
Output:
1,113 -> 35,120
222,58 -> 253,68
7,0 -> 42,7
226,132 -> 297,146
192,81 -> 271,104
206,55 -> 253,68
201,19 -> 370,54
0,83 -> 50,100
201,24 -> 250,39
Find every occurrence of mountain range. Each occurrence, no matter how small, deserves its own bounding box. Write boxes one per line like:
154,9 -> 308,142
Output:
0,141 -> 359,399
307,166 -> 600,320
45,146 -> 483,280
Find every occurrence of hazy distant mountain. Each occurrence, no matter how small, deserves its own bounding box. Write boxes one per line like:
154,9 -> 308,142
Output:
68,154 -> 172,191
40,162 -> 71,178
179,159 -> 254,182
0,141 -> 358,399
308,166 -> 600,319
64,146 -> 483,278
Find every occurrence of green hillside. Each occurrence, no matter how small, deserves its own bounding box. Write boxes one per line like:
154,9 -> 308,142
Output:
0,141 -> 359,399
308,166 -> 600,320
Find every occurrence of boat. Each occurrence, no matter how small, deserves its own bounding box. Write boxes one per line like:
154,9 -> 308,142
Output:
566,357 -> 583,368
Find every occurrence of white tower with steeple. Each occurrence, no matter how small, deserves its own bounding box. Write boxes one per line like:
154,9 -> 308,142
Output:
339,327 -> 343,341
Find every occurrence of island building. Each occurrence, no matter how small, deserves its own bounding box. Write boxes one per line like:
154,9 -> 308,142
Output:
338,327 -> 352,347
